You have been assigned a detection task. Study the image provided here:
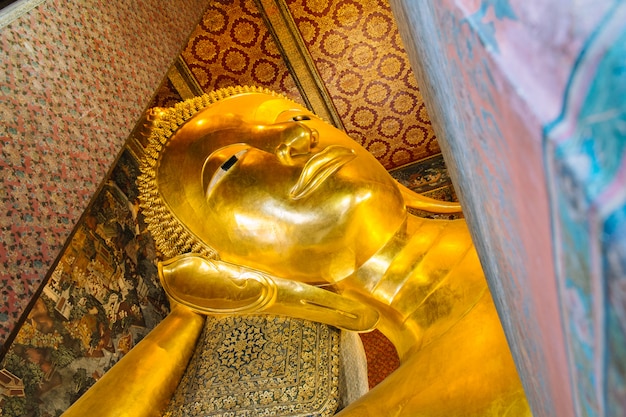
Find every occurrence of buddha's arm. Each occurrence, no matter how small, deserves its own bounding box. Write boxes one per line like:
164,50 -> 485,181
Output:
62,305 -> 205,417
159,253 -> 380,332
334,292 -> 531,417
397,182 -> 462,213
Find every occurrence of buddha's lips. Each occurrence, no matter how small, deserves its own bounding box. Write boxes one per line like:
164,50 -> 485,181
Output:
290,145 -> 356,200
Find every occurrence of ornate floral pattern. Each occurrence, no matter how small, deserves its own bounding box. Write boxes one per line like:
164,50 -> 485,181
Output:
180,0 -> 304,106
165,315 -> 339,417
285,0 -> 440,169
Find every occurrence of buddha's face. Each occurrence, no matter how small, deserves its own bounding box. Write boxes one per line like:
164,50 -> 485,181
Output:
158,93 -> 406,284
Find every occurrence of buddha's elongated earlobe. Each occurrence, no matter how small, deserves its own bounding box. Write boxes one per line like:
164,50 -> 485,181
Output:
397,182 -> 462,213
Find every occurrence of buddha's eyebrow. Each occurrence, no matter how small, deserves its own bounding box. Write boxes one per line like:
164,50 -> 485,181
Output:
221,155 -> 238,171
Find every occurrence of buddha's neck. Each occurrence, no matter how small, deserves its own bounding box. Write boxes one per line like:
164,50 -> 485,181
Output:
338,213 -> 487,359
344,215 -> 467,296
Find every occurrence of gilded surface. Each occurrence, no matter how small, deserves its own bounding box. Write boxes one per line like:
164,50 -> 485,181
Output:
64,87 -> 531,417
165,316 -> 339,417
159,254 -> 379,331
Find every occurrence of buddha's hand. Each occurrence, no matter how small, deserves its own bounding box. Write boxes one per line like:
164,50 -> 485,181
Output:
159,253 -> 379,332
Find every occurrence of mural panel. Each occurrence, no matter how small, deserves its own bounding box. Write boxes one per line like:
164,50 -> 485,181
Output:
459,0 -> 612,121
0,148 -> 168,417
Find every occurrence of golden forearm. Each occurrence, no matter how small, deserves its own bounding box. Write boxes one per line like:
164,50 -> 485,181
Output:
266,277 -> 380,332
62,305 -> 205,417
159,254 -> 379,332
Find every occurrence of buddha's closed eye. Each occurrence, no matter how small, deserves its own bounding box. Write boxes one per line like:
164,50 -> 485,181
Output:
204,147 -> 249,196
221,154 -> 239,171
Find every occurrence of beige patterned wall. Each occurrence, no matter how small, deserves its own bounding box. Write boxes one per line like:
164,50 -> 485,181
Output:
0,0 -> 210,349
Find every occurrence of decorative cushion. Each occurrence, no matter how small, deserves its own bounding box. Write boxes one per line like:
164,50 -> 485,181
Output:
165,315 -> 340,417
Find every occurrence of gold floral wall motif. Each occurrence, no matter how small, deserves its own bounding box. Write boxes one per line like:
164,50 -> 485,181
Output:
165,316 -> 339,417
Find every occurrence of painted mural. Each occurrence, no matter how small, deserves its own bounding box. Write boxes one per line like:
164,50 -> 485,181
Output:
0,148 -> 168,417
544,4 -> 626,416
390,154 -> 462,220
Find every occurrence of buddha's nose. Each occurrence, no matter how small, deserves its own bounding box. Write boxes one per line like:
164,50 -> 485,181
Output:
276,122 -> 319,166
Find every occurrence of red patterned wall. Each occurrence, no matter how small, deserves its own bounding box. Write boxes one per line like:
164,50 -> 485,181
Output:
180,0 -> 305,105
169,0 -> 440,170
285,0 -> 439,169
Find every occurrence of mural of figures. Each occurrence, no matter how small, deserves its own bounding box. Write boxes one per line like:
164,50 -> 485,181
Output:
390,154 -> 462,220
0,149 -> 169,417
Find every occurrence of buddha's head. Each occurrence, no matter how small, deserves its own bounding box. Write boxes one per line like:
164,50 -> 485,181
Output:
139,87 -> 406,284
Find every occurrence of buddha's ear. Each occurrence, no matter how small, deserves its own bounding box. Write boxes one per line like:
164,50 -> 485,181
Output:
397,182 -> 463,213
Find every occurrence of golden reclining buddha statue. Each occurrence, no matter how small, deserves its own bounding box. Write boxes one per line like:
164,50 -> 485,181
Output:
63,86 -> 531,416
